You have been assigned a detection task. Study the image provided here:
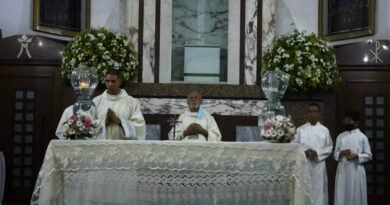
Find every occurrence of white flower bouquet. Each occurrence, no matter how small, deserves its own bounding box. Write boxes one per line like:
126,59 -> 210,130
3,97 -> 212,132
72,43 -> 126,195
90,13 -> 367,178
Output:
262,30 -> 340,91
62,112 -> 100,140
61,27 -> 137,82
261,115 -> 295,143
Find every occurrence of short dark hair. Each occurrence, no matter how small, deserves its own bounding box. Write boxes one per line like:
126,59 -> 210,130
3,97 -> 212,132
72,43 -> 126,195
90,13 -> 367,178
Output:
105,69 -> 125,88
308,103 -> 321,112
344,111 -> 360,121
105,69 -> 123,79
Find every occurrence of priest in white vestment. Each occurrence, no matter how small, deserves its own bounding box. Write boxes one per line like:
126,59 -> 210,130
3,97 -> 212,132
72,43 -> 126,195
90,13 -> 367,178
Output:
294,103 -> 332,205
93,70 -> 145,140
169,91 -> 221,141
334,111 -> 372,205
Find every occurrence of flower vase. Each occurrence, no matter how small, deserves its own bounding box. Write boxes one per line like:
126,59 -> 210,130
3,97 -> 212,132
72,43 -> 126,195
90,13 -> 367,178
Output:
259,70 -> 289,122
259,70 -> 292,142
62,67 -> 101,140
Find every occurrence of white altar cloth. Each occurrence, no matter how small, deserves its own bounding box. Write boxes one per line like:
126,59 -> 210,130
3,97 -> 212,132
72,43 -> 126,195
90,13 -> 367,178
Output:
31,140 -> 312,205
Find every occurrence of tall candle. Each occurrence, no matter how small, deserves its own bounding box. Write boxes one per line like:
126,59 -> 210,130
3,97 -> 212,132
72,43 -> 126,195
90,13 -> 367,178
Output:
80,82 -> 89,88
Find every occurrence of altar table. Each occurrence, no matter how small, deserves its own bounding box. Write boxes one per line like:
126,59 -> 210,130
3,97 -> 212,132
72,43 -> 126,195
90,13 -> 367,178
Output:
31,140 -> 312,205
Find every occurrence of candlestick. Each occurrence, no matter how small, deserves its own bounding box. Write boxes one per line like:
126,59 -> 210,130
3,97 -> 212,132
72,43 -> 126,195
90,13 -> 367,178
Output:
80,82 -> 89,88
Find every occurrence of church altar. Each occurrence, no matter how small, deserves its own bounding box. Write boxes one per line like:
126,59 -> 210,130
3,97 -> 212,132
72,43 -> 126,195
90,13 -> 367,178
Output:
31,140 -> 312,205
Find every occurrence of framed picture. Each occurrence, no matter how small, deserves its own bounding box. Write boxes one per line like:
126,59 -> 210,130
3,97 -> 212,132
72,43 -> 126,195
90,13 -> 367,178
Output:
33,0 -> 91,37
319,0 -> 376,41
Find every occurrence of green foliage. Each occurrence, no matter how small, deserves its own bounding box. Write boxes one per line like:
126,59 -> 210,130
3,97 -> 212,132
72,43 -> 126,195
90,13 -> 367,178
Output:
61,27 -> 137,82
262,30 -> 340,91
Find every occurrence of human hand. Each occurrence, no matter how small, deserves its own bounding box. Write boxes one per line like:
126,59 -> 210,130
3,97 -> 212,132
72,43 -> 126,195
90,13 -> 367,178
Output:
106,108 -> 121,125
346,153 -> 358,161
339,149 -> 351,157
310,150 -> 318,160
184,123 -> 208,138
305,149 -> 317,160
192,123 -> 208,138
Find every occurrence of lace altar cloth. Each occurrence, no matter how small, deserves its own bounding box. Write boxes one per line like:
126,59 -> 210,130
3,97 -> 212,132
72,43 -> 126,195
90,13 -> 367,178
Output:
31,140 -> 312,205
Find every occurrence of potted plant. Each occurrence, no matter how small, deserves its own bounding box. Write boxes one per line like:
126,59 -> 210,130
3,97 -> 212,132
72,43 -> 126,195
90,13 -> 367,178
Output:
61,27 -> 138,83
262,30 -> 340,92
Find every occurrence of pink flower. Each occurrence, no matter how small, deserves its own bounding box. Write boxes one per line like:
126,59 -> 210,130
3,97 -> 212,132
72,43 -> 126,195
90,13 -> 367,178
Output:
261,115 -> 296,142
263,123 -> 272,131
83,118 -> 92,127
69,115 -> 77,120
63,112 -> 99,139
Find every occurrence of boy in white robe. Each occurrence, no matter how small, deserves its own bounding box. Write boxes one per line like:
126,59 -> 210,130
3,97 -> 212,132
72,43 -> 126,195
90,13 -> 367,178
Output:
294,103 -> 332,205
93,70 -> 146,140
334,111 -> 372,205
55,105 -> 73,139
169,91 -> 221,141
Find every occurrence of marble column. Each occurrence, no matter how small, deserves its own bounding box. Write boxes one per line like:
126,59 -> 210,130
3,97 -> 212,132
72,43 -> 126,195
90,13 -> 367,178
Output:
244,0 -> 259,85
261,0 -> 276,57
143,0 -> 156,83
244,0 -> 276,85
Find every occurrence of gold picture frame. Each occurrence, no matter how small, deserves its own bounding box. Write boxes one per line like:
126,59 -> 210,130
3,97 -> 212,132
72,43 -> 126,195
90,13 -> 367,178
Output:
33,0 -> 91,37
319,0 -> 376,41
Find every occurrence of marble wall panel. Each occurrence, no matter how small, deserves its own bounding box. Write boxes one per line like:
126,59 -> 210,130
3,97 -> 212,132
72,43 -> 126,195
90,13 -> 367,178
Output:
171,0 -> 229,82
171,0 -> 228,47
139,98 -> 265,116
104,0 -> 278,89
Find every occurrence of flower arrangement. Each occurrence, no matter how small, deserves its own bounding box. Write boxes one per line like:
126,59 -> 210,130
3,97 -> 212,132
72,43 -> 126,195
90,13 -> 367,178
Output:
62,112 -> 100,140
261,115 -> 296,143
262,30 -> 340,91
61,27 -> 138,83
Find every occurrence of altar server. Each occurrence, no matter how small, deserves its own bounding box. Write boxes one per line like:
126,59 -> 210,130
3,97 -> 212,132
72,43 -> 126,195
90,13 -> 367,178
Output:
93,69 -> 145,140
294,103 -> 333,205
55,105 -> 73,139
334,111 -> 372,205
168,91 -> 221,141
